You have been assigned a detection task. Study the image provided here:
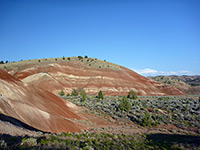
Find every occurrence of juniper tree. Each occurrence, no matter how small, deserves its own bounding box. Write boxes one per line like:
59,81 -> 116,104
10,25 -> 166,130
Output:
80,90 -> 87,102
98,90 -> 104,100
71,89 -> 78,96
127,90 -> 137,100
118,96 -> 131,112
59,90 -> 65,96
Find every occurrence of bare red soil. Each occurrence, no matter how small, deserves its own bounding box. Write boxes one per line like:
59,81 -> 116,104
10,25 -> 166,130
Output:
0,69 -> 109,133
11,61 -> 185,96
0,59 -> 186,133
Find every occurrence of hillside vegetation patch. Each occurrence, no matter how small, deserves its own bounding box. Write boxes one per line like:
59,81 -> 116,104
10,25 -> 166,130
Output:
62,95 -> 200,130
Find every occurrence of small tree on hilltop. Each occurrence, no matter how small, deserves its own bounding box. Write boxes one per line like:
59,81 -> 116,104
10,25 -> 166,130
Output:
127,90 -> 137,100
78,56 -> 83,60
98,90 -> 104,100
59,90 -> 65,96
71,89 -> 79,96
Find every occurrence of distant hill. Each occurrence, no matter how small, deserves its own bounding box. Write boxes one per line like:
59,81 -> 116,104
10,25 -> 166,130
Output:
148,75 -> 200,95
169,75 -> 200,86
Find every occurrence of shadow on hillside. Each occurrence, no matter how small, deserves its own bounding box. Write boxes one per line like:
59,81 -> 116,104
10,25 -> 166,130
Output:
0,113 -> 43,132
0,134 -> 23,149
146,133 -> 200,147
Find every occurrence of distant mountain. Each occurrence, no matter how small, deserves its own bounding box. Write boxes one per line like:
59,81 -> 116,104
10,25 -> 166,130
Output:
148,75 -> 200,95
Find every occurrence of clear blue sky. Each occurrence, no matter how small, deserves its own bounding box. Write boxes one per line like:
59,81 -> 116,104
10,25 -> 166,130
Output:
0,0 -> 199,76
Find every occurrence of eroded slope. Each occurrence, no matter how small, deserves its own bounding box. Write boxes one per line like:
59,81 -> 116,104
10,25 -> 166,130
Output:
0,69 -> 89,133
1,57 -> 185,96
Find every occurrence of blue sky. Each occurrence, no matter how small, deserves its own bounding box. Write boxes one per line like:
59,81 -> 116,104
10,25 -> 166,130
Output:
0,0 -> 199,76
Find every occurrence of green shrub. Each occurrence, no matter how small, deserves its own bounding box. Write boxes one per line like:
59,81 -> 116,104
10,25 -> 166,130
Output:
118,96 -> 131,112
21,137 -> 37,147
127,90 -> 137,99
84,55 -> 88,58
98,90 -> 104,100
68,57 -> 70,61
80,90 -> 87,102
63,56 -> 65,60
67,93 -> 70,96
59,90 -> 65,96
141,111 -> 151,126
185,105 -> 188,112
71,89 -> 79,96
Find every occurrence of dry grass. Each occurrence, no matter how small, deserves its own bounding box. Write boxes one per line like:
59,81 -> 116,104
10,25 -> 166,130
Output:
0,56 -> 121,71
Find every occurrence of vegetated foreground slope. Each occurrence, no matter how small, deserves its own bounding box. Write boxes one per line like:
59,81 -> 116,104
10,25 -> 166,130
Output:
149,75 -> 200,95
1,57 -> 185,96
66,95 -> 200,131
